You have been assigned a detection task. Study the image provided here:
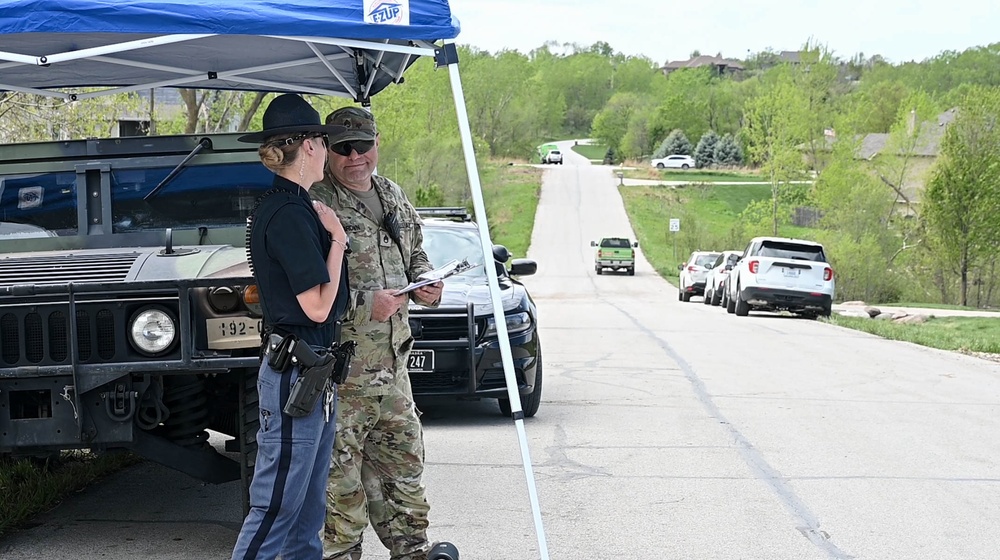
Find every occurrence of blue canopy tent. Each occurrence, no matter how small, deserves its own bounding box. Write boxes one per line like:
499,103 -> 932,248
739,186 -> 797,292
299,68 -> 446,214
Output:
0,0 -> 549,556
0,0 -> 456,100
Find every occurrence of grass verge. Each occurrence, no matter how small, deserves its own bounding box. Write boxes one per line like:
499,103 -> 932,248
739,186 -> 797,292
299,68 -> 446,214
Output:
480,162 -> 542,258
570,143 -> 606,162
884,302 -> 999,312
0,451 -> 141,538
619,183 -> 820,283
827,315 -> 1000,354
653,170 -> 766,183
624,165 -> 765,182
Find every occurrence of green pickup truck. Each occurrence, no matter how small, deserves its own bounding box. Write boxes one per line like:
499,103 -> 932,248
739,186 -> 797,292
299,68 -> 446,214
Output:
591,237 -> 638,275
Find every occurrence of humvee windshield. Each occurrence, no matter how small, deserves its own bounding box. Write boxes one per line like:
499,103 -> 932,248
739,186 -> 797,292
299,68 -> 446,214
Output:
0,162 -> 273,238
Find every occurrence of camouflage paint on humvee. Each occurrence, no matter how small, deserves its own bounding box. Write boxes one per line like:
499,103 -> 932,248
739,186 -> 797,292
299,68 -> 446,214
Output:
0,132 -> 269,509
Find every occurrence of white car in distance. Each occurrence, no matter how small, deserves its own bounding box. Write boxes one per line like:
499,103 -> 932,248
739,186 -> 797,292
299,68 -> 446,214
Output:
542,149 -> 563,164
703,250 -> 742,306
651,154 -> 694,169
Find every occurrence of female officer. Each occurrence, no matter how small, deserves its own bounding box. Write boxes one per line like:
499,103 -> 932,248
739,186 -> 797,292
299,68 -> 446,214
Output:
231,93 -> 351,560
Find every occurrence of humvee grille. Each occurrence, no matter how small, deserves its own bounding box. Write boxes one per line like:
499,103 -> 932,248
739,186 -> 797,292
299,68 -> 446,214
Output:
0,253 -> 138,286
0,306 -> 125,366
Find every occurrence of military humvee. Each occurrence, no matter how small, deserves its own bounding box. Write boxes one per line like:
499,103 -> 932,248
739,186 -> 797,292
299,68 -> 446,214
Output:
0,132 -> 269,503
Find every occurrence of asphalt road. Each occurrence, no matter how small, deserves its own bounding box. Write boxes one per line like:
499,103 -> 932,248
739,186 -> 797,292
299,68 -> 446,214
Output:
4,145 -> 1000,559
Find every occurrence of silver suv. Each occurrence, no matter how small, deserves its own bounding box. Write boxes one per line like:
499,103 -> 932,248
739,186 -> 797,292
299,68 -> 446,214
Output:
678,251 -> 721,302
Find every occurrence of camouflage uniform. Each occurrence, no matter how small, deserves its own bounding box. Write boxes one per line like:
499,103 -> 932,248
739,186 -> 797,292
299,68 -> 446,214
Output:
312,173 -> 435,560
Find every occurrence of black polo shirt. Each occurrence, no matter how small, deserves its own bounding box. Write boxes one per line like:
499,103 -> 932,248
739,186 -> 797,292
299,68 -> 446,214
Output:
249,175 -> 349,347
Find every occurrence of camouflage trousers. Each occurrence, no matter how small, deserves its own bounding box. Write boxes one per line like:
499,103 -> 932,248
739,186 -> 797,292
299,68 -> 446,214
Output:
323,382 -> 430,560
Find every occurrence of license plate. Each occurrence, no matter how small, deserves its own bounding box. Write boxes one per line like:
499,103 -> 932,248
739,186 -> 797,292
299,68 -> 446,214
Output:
407,350 -> 435,373
206,316 -> 262,350
781,268 -> 800,278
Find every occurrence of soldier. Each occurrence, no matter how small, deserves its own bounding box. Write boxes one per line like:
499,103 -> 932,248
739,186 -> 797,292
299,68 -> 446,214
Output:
312,107 -> 442,560
231,94 -> 351,560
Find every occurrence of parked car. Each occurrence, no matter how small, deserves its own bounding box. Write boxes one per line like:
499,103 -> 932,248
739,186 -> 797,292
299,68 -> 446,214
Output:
703,250 -> 742,306
678,251 -> 721,302
725,236 -> 834,318
592,237 -> 638,275
651,154 -> 695,169
409,208 -> 542,417
542,149 -> 563,164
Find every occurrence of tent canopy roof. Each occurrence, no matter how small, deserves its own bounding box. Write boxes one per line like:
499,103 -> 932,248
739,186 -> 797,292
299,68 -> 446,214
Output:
0,0 -> 461,100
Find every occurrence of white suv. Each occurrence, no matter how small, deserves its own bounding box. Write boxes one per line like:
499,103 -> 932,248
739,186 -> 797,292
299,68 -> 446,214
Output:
542,149 -> 563,164
725,237 -> 834,318
651,154 -> 694,169
678,251 -> 721,302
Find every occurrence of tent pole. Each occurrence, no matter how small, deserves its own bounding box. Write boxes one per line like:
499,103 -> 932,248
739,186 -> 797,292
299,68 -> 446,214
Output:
441,39 -> 551,560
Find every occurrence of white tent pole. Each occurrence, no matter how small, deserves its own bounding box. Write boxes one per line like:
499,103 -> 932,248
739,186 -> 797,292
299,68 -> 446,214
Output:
441,39 -> 551,560
39,34 -> 212,64
272,36 -> 428,57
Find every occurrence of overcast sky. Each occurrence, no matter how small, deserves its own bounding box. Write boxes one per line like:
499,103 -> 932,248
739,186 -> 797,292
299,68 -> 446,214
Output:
446,0 -> 998,64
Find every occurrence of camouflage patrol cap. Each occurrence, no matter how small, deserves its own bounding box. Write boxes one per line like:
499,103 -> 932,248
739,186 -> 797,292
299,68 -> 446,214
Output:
325,107 -> 377,144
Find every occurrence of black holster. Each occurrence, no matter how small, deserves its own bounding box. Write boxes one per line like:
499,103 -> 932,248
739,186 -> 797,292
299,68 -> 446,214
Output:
265,334 -> 356,417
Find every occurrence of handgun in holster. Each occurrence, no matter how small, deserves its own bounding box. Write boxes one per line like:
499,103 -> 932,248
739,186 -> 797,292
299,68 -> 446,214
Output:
329,340 -> 357,384
275,336 -> 358,418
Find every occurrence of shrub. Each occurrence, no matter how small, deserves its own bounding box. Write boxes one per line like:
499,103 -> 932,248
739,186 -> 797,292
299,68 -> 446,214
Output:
713,133 -> 744,167
653,129 -> 692,158
694,130 -> 720,168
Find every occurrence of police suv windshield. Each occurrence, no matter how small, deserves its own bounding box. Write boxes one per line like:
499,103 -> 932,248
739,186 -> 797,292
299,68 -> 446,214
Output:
420,226 -> 488,280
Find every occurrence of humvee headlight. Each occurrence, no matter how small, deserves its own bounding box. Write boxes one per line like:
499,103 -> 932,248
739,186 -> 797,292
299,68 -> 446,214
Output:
129,308 -> 176,355
484,311 -> 531,338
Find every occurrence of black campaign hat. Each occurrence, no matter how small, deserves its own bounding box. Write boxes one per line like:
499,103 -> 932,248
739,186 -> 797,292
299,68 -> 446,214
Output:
238,94 -> 346,144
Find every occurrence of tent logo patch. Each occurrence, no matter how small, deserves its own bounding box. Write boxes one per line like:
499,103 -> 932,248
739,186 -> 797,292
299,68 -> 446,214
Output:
364,0 -> 409,25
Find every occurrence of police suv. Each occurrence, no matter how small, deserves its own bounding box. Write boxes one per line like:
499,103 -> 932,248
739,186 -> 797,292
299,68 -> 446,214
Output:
724,236 -> 835,318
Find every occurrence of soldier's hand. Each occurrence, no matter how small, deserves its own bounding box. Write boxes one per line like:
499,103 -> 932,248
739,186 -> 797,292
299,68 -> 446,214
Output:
371,289 -> 406,322
413,281 -> 443,306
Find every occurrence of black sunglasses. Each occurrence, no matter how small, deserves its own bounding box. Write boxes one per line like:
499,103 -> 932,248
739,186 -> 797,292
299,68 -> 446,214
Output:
329,139 -> 375,157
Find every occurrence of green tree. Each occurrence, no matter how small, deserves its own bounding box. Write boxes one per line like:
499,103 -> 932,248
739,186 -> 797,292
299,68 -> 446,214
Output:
789,44 -> 842,172
458,49 -> 541,157
922,86 -> 1000,306
653,129 -> 692,158
842,79 -> 911,133
811,126 -> 900,302
742,73 -> 809,235
649,67 -> 713,144
713,134 -> 743,166
866,90 -> 940,217
591,92 -> 643,155
693,130 -> 719,168
0,91 -> 145,141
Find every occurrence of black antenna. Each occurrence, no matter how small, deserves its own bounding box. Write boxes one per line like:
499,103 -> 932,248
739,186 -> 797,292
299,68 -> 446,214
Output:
144,137 -> 213,201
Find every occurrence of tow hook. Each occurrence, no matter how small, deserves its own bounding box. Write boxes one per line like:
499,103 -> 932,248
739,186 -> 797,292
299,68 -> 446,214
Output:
101,383 -> 139,422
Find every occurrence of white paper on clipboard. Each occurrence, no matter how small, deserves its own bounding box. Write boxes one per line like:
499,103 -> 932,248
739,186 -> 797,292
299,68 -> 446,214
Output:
393,258 -> 479,295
